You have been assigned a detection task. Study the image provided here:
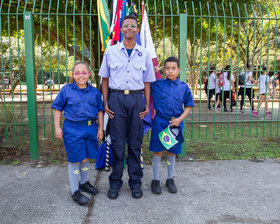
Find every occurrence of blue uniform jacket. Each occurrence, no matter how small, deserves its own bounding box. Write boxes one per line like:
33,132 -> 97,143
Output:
149,78 -> 195,153
151,78 -> 195,117
51,82 -> 104,121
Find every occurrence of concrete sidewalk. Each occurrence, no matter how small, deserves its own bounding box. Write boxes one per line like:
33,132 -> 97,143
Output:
1,160 -> 280,224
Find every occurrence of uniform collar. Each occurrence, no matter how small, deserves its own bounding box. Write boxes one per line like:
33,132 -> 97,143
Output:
72,81 -> 90,91
119,41 -> 142,53
166,78 -> 180,84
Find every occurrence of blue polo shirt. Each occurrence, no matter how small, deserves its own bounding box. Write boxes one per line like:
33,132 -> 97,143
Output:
98,41 -> 156,90
151,78 -> 195,117
51,82 -> 104,122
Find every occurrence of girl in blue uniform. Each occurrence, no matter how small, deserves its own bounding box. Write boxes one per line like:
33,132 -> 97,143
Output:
150,57 -> 194,194
52,62 -> 104,205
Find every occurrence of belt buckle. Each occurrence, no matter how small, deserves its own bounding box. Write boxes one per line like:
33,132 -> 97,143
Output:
124,90 -> 129,95
88,120 -> 91,126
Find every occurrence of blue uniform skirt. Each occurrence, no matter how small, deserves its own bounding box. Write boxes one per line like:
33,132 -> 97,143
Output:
63,119 -> 99,163
149,115 -> 184,154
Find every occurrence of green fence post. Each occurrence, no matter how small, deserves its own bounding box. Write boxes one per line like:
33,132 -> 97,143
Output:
179,13 -> 187,158
24,12 -> 39,160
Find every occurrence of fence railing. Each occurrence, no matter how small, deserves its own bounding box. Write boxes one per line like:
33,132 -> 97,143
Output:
0,1 -> 279,159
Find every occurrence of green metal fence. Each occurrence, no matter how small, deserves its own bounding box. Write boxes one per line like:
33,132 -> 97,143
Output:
0,1 -> 280,160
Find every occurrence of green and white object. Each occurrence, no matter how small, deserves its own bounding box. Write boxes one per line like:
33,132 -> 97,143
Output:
159,126 -> 178,150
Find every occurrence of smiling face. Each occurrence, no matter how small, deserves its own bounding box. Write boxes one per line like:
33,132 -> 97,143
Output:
121,18 -> 139,41
72,63 -> 90,89
164,62 -> 180,81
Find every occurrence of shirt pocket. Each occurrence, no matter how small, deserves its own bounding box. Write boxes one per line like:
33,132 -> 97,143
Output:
133,62 -> 147,72
109,62 -> 124,70
68,98 -> 81,113
156,92 -> 166,102
173,95 -> 184,113
87,97 -> 98,116
109,63 -> 124,79
153,92 -> 167,109
133,63 -> 147,83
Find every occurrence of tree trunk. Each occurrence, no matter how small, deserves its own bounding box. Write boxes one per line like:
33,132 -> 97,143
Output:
187,45 -> 194,87
12,72 -> 26,93
195,71 -> 199,95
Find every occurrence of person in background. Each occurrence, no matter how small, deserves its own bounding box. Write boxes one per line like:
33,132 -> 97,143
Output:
219,65 -> 235,112
269,72 -> 279,100
252,66 -> 272,116
205,66 -> 220,111
238,64 -> 256,113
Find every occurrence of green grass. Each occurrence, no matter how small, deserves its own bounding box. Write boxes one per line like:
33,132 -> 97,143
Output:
142,122 -> 280,163
184,137 -> 280,161
185,121 -> 280,140
1,122 -> 280,165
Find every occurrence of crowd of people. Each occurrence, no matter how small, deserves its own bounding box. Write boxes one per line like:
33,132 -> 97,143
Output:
203,65 -> 279,116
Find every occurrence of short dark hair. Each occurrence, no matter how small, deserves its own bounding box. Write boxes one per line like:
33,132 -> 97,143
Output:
225,65 -> 231,80
208,66 -> 215,75
122,15 -> 138,27
164,56 -> 180,68
210,66 -> 216,71
246,64 -> 251,69
225,65 -> 230,70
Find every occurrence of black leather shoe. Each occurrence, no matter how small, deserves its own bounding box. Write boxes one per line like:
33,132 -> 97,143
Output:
131,188 -> 143,199
151,180 -> 162,195
165,179 -> 177,193
107,188 -> 119,199
79,181 -> 98,195
71,190 -> 89,205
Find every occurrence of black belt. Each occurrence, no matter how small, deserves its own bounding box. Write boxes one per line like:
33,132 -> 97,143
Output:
65,119 -> 95,126
110,89 -> 143,95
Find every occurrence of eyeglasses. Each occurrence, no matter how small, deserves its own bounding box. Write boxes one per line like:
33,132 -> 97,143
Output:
73,72 -> 89,76
123,23 -> 137,29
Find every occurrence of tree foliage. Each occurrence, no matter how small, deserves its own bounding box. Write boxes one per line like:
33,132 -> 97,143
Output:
1,0 -> 100,84
0,0 -> 279,89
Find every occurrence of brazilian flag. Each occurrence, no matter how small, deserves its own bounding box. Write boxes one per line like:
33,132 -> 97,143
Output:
97,0 -> 110,51
159,126 -> 178,150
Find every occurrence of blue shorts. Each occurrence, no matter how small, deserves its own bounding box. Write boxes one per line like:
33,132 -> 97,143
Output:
149,115 -> 184,154
63,119 -> 99,163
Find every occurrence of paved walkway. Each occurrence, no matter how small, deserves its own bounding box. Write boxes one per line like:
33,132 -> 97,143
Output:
1,160 -> 280,224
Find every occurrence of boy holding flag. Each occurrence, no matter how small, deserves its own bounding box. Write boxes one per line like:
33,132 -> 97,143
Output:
150,57 -> 194,194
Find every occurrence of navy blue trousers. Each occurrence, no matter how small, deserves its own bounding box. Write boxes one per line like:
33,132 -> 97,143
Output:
108,91 -> 145,189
